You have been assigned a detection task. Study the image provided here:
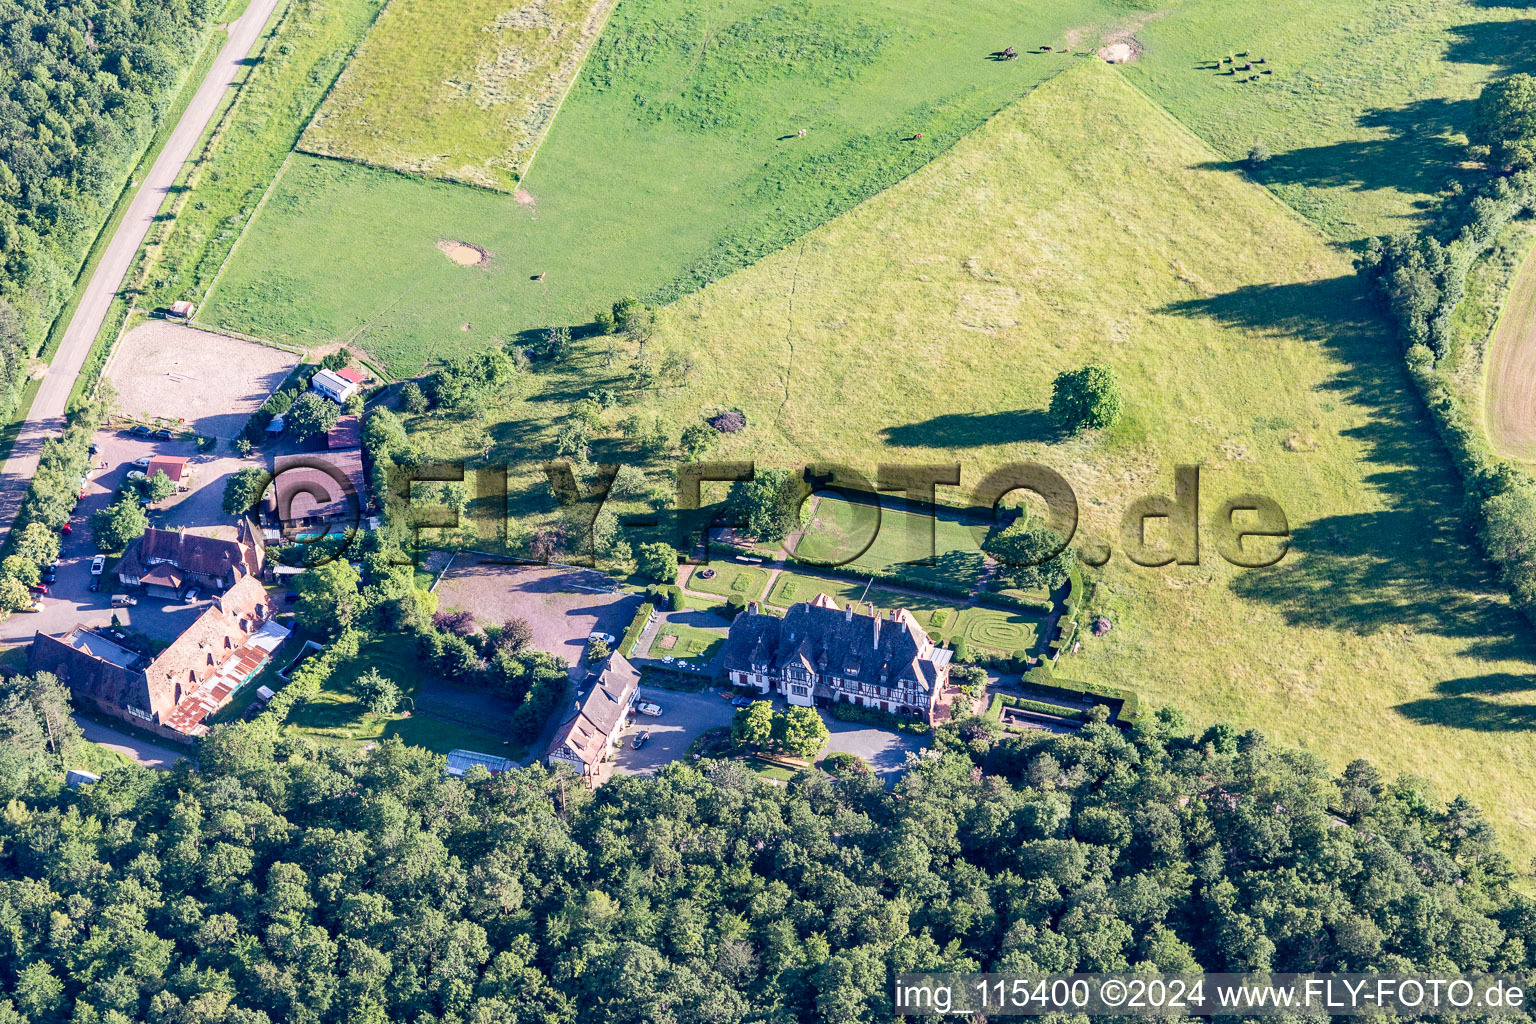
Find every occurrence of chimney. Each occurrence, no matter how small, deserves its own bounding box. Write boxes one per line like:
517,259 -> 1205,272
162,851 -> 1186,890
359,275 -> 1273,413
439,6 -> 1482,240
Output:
845,603 -> 853,621
872,613 -> 880,649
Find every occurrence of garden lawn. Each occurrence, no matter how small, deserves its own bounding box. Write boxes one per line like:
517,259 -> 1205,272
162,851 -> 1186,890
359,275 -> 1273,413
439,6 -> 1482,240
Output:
300,0 -> 615,190
1122,0 -> 1536,242
607,61 -> 1536,862
649,621 -> 725,662
687,562 -> 770,601
282,634 -> 519,757
795,495 -> 990,595
142,0 -> 387,311
202,0 -> 1136,368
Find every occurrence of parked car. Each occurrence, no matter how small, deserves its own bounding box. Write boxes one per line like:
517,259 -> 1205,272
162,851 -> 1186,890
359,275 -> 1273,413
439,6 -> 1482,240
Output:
90,555 -> 105,575
29,584 -> 48,596
732,696 -> 755,708
60,523 -> 72,535
588,631 -> 617,644
87,443 -> 98,456
636,702 -> 663,717
126,470 -> 146,482
127,425 -> 151,437
131,456 -> 152,468
40,569 -> 56,584
22,601 -> 43,613
110,594 -> 137,607
153,428 -> 173,440
186,588 -> 200,603
632,730 -> 650,749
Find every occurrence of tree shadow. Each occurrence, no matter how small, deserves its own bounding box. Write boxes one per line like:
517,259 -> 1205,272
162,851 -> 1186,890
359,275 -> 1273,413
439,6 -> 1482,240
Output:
1397,674 -> 1536,731
880,409 -> 1058,448
1160,276 -> 1536,668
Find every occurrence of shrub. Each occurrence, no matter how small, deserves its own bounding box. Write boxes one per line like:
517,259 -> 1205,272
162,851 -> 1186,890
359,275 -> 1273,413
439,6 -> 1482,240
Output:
825,700 -> 930,734
1050,363 -> 1123,433
618,603 -> 656,657
821,751 -> 872,777
725,594 -> 748,619
637,542 -> 679,584
951,637 -> 969,662
668,586 -> 685,612
929,608 -> 952,630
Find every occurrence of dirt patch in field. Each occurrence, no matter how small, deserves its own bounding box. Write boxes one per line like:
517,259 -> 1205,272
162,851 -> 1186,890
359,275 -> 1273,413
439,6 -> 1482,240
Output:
515,188 -> 536,207
1099,38 -> 1141,64
436,239 -> 492,267
1486,244 -> 1536,462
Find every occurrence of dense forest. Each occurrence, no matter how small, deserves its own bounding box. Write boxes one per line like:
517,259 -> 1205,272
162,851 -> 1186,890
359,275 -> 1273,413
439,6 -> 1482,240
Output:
1,679 -> 1531,1024
0,0 -> 214,410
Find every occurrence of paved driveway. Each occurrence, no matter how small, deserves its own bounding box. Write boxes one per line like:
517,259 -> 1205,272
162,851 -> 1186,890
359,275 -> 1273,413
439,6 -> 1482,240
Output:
76,714 -> 191,770
0,429 -> 241,642
0,0 -> 287,542
611,686 -> 736,777
820,719 -> 929,777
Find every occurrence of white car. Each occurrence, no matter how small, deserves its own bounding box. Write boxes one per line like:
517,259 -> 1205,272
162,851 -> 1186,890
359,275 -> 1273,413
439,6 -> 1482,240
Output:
90,555 -> 105,575
186,588 -> 200,603
588,631 -> 616,644
635,702 -> 663,717
131,456 -> 152,468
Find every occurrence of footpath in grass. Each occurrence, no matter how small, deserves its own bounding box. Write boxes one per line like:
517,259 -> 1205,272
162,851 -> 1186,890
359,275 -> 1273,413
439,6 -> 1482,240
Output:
202,0 -> 1133,368
300,0 -> 617,190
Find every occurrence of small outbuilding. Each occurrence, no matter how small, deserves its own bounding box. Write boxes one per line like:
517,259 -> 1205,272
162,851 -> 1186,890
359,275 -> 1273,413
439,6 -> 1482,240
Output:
446,749 -> 514,778
168,301 -> 195,320
65,770 -> 101,788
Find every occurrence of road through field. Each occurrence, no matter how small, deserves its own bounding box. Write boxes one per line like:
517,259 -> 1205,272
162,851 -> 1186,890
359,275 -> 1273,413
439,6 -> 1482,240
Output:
1486,242 -> 1536,464
0,0 -> 285,543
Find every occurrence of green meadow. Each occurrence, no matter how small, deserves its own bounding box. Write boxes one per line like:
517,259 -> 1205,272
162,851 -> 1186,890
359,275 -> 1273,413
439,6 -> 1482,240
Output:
202,0 -> 1136,368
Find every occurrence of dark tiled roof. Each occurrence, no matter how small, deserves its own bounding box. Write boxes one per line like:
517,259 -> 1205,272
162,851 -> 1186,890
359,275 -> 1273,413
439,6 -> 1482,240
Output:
548,652 -> 639,767
118,524 -> 261,588
723,597 -> 946,692
271,448 -> 365,522
29,629 -> 160,719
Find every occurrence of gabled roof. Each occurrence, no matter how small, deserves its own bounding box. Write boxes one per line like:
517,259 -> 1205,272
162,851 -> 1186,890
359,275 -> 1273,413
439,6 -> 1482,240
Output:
327,414 -> 361,450
29,627 -> 159,718
548,653 -> 640,767
118,525 -> 262,585
270,449 -> 366,521
335,367 -> 365,384
146,455 -> 189,483
722,596 -> 947,692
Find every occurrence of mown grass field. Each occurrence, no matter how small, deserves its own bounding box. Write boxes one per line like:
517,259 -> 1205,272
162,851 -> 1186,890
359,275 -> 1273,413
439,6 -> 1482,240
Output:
1123,0 -> 1536,242
202,0 -> 1138,368
599,62 -> 1536,859
687,561 -> 771,601
141,0 -> 387,311
300,0 -> 615,190
650,621 -> 725,662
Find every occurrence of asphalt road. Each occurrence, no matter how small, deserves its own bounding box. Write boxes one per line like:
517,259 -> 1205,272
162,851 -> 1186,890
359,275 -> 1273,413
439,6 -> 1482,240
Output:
0,0 -> 286,542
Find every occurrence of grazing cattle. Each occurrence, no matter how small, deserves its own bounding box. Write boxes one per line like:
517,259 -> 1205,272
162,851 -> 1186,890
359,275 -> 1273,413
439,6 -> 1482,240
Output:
1041,44 -> 1052,50
797,128 -> 807,138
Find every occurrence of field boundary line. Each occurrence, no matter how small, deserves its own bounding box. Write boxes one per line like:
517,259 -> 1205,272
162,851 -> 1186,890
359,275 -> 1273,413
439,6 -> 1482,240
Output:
520,0 -> 624,189
202,0 -> 394,317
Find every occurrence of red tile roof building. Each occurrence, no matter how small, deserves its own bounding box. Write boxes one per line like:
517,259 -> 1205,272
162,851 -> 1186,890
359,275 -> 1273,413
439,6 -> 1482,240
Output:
29,576 -> 288,737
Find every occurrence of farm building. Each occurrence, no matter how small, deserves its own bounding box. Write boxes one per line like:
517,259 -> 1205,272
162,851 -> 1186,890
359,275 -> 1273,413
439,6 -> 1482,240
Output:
267,448 -> 366,528
547,653 -> 639,781
722,594 -> 953,724
168,301 -> 195,320
310,367 -> 364,404
29,576 -> 287,738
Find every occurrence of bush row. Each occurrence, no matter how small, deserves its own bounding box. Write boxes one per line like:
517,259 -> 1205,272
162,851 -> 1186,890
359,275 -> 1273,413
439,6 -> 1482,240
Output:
1020,667 -> 1141,725
1359,169 -> 1536,627
992,692 -> 1085,722
618,603 -> 656,657
260,630 -> 363,724
825,699 -> 931,734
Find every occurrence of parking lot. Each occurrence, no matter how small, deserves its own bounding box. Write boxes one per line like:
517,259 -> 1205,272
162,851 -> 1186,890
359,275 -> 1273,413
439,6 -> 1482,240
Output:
0,429 -> 253,643
611,685 -> 736,777
435,560 -> 640,673
106,321 -> 298,440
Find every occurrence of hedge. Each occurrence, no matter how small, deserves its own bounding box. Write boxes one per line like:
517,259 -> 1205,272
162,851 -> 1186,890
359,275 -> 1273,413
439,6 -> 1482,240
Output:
820,751 -> 873,776
825,700 -> 931,734
259,629 -> 363,723
1021,667 -> 1140,724
992,692 -> 1085,722
982,590 -> 1054,614
618,603 -> 655,657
